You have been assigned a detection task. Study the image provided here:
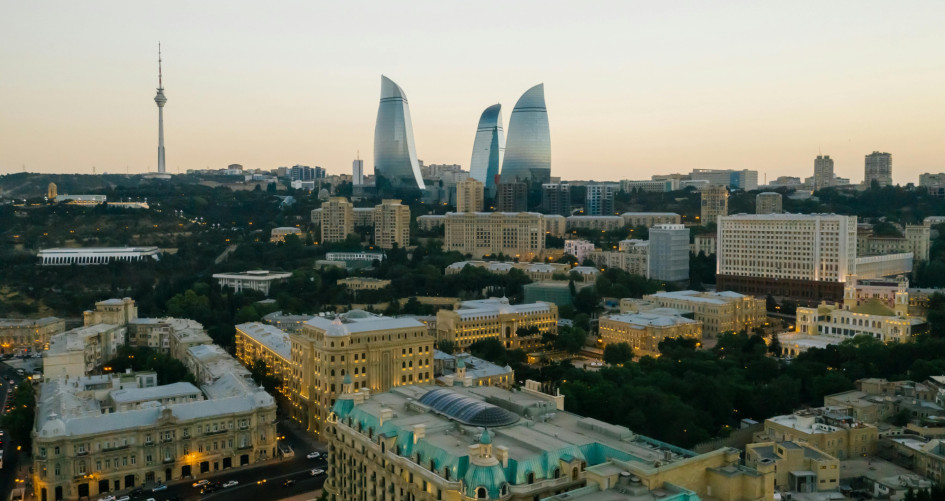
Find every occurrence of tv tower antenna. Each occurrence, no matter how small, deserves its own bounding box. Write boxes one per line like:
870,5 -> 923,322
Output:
154,42 -> 168,174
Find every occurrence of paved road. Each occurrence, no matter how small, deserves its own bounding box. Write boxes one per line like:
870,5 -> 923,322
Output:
0,364 -> 26,500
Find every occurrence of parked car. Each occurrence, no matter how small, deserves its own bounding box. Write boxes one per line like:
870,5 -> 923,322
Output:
192,479 -> 209,488
98,496 -> 116,501
306,452 -> 321,459
151,484 -> 167,492
223,480 -> 239,488
310,468 -> 325,476
116,496 -> 130,501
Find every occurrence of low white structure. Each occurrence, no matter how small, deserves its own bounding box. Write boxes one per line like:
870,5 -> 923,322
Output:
324,251 -> 385,263
564,239 -> 595,263
39,247 -> 161,265
211,270 -> 291,296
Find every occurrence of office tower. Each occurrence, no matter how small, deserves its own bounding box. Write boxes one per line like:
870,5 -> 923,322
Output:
864,151 -> 893,188
373,76 -> 425,190
373,199 -> 411,249
456,178 -> 484,212
290,165 -> 316,181
469,104 -> 505,197
444,212 -> 545,259
699,185 -> 729,225
319,197 -> 354,243
352,158 -> 364,185
648,224 -> 690,282
494,182 -> 527,212
689,169 -> 758,190
585,184 -> 616,215
755,192 -> 783,214
314,166 -> 326,179
500,84 -> 551,185
541,182 -> 570,216
154,44 -> 167,174
813,155 -> 834,191
716,213 -> 857,301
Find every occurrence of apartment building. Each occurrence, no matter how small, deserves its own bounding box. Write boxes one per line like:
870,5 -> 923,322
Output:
620,212 -> 681,228
416,214 -> 446,232
864,151 -> 893,188
444,212 -> 545,260
0,316 -> 64,354
699,185 -> 729,225
758,407 -> 879,459
45,324 -> 127,379
814,155 -> 835,191
690,169 -> 759,191
648,224 -> 690,282
323,384 -> 775,501
589,241 -> 648,277
755,192 -> 782,214
374,199 -> 411,250
563,239 -> 594,263
716,213 -> 858,302
494,182 -> 527,212
584,184 -> 616,215
745,441 -> 839,493
858,223 -> 931,262
540,183 -> 570,216
127,317 -> 212,359
598,311 -> 702,358
543,214 -> 566,236
456,178 -> 484,213
565,215 -> 624,231
235,322 -> 292,396
320,197 -> 354,243
621,290 -> 766,338
84,298 -> 138,327
435,298 -> 558,351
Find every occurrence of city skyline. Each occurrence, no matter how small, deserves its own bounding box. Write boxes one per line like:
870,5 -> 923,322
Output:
2,1 -> 945,184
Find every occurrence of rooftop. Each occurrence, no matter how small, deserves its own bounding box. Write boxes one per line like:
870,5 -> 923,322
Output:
47,324 -> 121,354
305,310 -> 425,336
212,270 -> 292,279
0,317 -> 61,328
236,322 -> 291,359
646,290 -> 749,305
603,312 -> 697,328
453,298 -> 553,320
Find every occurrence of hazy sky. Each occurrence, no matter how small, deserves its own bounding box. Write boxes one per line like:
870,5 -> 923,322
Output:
2,1 -> 944,184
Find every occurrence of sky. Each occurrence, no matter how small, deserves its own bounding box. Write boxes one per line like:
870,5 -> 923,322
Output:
2,1 -> 944,185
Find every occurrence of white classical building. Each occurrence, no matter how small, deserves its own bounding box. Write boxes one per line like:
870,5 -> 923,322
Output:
211,270 -> 292,296
39,247 -> 161,266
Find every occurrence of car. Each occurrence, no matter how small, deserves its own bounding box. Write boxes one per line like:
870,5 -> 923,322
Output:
223,480 -> 238,488
151,484 -> 167,492
116,496 -> 130,501
199,487 -> 215,495
130,487 -> 143,497
192,479 -> 209,488
282,480 -> 295,487
98,496 -> 116,501
310,468 -> 325,476
145,499 -> 156,501
306,451 -> 321,459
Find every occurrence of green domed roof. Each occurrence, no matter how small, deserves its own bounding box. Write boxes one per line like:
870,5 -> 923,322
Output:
343,373 -> 353,385
463,463 -> 507,499
480,429 -> 491,444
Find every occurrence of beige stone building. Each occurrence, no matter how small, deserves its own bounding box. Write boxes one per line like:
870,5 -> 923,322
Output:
755,192 -> 782,215
445,261 -> 570,282
858,223 -> 931,262
621,290 -> 766,337
235,322 -> 293,396
270,226 -> 302,243
31,371 -> 276,501
620,212 -> 681,228
589,240 -> 648,276
323,384 -> 775,501
700,185 -> 729,225
758,407 -> 879,459
745,441 -> 839,493
336,277 -> 392,290
84,298 -> 138,327
444,212 -> 545,260
456,177 -> 484,213
127,317 -> 212,360
44,324 -> 127,379
543,214 -> 566,237
598,311 -> 702,358
436,298 -> 557,351
691,233 -> 717,256
374,199 -> 411,249
884,437 -> 945,484
565,215 -> 624,231
0,317 -> 64,354
416,214 -> 446,232
320,197 -> 354,243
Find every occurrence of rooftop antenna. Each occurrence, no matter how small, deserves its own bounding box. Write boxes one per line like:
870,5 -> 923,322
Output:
158,42 -> 163,89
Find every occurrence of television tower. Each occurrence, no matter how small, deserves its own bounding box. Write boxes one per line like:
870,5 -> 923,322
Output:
154,43 -> 167,174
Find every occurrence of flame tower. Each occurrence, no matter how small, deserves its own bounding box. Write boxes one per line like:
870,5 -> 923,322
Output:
154,43 -> 167,174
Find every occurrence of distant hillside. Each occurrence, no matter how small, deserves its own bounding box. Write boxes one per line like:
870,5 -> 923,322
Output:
0,173 -> 151,199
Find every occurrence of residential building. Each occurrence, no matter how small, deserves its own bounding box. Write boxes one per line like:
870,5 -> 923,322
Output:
127,317 -> 212,360
183,344 -> 252,386
757,407 -> 879,459
620,212 -> 681,228
290,165 -> 324,181
716,213 -> 857,302
699,185 -> 728,225
755,192 -> 782,214
543,214 -> 566,237
235,322 -> 292,395
433,351 -> 513,389
289,310 -> 435,434
825,378 -> 942,425
211,270 -> 291,296
584,184 -> 616,216
261,312 -> 314,334
416,214 -> 446,232
373,199 -> 411,249
692,233 -> 717,256
39,247 -> 161,266
589,240 -> 648,277
352,158 -> 364,186
598,311 -> 702,358
690,169 -> 758,190
31,370 -> 276,501
745,441 -> 839,493
320,197 -> 354,243
336,277 -> 391,290
44,324 -> 128,379
884,437 -> 945,484
500,84 -> 550,185
444,212 -> 545,260
565,215 -> 624,231
270,226 -> 302,243
814,155 -> 835,191
540,183 -> 570,216
647,224 -> 690,282
622,290 -> 766,338
84,298 -> 138,327
494,182 -> 527,212
468,104 -> 505,197
919,172 -> 945,198
795,276 -> 926,343
324,383 -> 775,501
456,178 -> 484,213
445,261 -> 570,282
373,76 -> 424,190
0,317 -> 64,354
324,251 -> 385,265
858,223 -> 931,262
436,298 -> 557,351
864,151 -> 893,188
563,239 -> 594,263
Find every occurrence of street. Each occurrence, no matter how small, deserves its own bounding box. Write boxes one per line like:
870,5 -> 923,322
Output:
150,455 -> 327,501
0,363 -> 26,501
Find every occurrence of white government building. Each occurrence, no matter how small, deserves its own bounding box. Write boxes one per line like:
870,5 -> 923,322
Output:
211,270 -> 292,296
39,247 -> 161,266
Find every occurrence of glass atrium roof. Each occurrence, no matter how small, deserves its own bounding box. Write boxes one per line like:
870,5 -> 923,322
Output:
419,388 -> 519,427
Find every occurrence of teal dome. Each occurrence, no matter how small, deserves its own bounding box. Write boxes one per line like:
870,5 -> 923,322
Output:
343,373 -> 352,385
480,429 -> 492,445
463,463 -> 507,499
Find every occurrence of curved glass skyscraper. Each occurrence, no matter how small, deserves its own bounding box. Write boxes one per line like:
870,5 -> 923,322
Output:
374,76 -> 425,190
469,104 -> 505,196
500,83 -> 550,184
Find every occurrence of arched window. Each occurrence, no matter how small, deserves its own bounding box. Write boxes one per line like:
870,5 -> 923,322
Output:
553,468 -> 560,479
476,487 -> 488,499
572,466 -> 579,478
526,472 -> 535,484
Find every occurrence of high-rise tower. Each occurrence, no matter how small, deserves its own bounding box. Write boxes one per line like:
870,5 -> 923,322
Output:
501,84 -> 550,185
154,43 -> 167,174
469,104 -> 505,197
373,76 -> 425,190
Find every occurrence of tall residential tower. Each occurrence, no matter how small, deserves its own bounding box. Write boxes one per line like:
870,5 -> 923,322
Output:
469,104 -> 505,197
500,84 -> 551,185
373,76 -> 425,190
154,44 -> 167,174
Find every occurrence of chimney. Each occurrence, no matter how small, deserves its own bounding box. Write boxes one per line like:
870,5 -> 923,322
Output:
495,445 -> 509,467
412,424 -> 426,443
379,407 -> 393,426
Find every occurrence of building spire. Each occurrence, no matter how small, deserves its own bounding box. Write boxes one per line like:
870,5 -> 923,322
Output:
158,42 -> 163,89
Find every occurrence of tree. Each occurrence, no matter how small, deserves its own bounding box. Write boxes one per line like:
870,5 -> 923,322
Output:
436,340 -> 456,355
573,287 -> 600,315
234,305 -> 260,324
603,343 -> 634,365
768,332 -> 782,356
555,326 -> 588,354
1,381 -> 35,450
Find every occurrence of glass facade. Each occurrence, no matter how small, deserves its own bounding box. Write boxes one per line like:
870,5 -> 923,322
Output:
500,84 -> 551,185
469,104 -> 505,197
373,76 -> 425,190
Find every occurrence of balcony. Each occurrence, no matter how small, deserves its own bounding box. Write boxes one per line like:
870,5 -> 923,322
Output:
102,444 -> 129,452
75,450 -> 89,457
163,457 -> 175,464
161,437 -> 174,443
204,429 -> 227,436
236,444 -> 253,450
